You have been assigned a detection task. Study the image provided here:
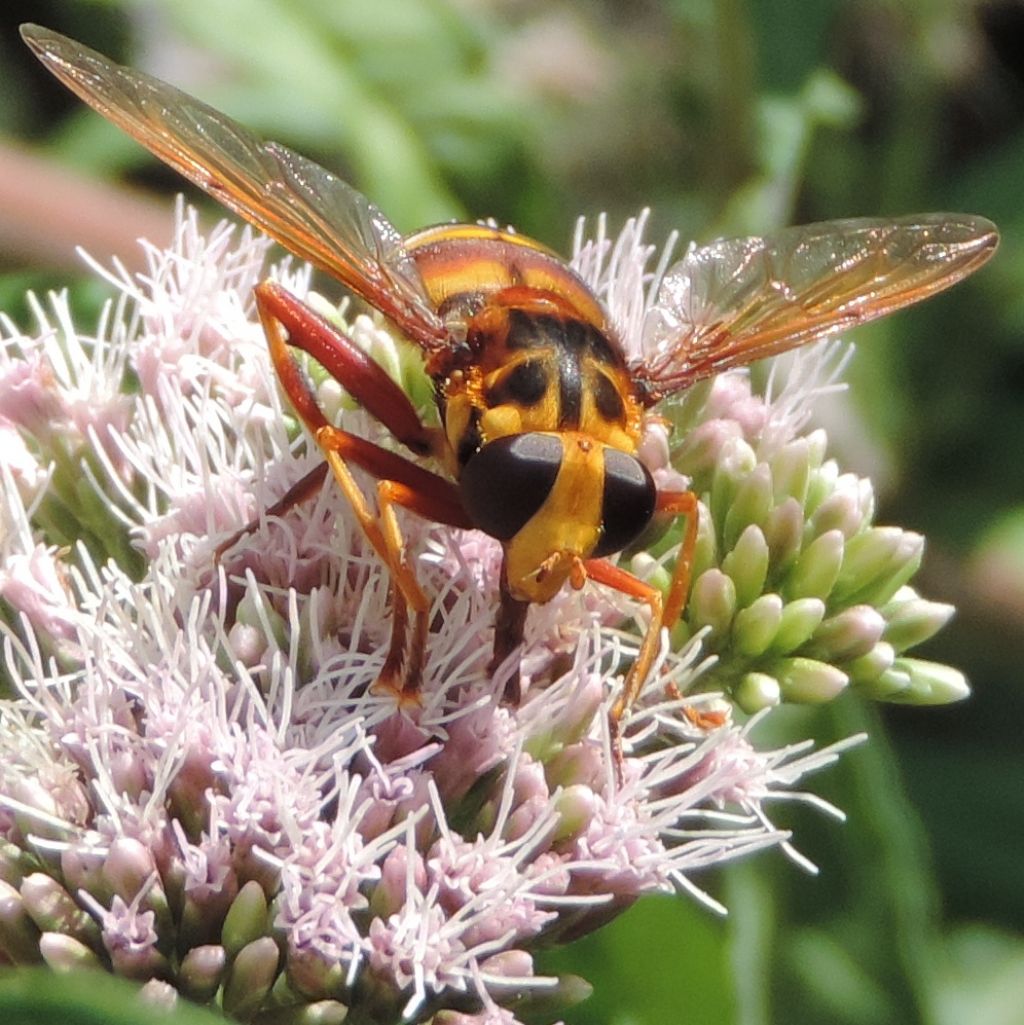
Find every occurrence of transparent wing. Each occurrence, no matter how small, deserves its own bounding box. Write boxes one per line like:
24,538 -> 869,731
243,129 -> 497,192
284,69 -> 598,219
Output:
22,24 -> 448,350
636,213 -> 998,400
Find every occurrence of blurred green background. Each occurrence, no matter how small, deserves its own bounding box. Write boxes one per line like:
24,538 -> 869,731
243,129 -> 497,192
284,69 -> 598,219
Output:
1,1 -> 1022,1023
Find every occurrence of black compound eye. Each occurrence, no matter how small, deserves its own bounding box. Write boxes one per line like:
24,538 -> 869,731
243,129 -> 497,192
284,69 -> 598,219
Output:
460,434 -> 563,540
594,449 -> 656,557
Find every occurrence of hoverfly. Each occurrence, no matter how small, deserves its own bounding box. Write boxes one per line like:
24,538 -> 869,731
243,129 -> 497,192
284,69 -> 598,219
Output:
22,24 -> 998,737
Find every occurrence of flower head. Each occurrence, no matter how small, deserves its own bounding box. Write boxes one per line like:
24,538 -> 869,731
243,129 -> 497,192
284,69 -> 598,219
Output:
0,202 -> 963,1023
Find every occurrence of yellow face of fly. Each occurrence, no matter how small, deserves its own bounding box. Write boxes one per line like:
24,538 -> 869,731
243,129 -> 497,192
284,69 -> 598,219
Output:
502,433 -> 606,603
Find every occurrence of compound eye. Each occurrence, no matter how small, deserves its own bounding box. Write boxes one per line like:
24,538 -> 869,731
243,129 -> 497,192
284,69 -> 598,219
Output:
460,434 -> 563,540
593,449 -> 656,557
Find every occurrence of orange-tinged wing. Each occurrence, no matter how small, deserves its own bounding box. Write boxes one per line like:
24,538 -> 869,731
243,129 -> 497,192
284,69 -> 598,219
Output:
21,23 -> 449,351
635,214 -> 998,400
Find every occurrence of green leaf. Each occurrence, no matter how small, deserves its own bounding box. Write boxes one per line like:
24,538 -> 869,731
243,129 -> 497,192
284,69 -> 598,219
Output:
0,967 -> 223,1025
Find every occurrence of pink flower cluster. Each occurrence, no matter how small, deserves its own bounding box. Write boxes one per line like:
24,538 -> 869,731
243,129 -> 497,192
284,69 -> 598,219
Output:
0,204 -> 864,1023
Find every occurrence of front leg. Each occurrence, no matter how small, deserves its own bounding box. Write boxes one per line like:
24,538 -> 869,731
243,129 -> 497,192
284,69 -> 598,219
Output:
586,489 -> 700,765
240,281 -> 474,703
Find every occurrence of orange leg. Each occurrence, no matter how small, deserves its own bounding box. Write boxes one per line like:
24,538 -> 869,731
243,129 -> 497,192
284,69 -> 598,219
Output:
586,489 -> 699,759
221,282 -> 474,704
316,436 -> 433,705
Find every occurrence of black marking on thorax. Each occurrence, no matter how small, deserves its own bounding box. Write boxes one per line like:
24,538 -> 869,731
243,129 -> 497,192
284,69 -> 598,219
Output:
502,310 -> 624,430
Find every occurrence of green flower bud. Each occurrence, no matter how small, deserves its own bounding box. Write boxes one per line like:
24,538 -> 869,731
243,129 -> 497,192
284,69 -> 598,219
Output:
0,879 -> 42,964
629,551 -> 671,596
38,932 -> 101,972
803,458 -> 839,518
236,590 -> 288,650
769,437 -> 811,505
733,593 -> 783,657
0,841 -> 30,888
223,936 -> 281,1019
882,590 -> 955,652
222,879 -> 270,958
808,475 -> 871,539
20,873 -> 98,944
763,497 -> 804,575
179,943 -> 228,1003
785,529 -> 844,601
886,658 -> 970,705
722,524 -> 770,609
554,785 -> 598,842
690,568 -> 737,638
862,665 -> 913,699
770,598 -> 826,655
285,945 -> 348,1000
845,641 -> 896,686
505,971 -> 594,1022
833,528 -> 923,606
545,743 -> 603,789
808,605 -> 886,662
733,594 -> 779,656
776,657 -> 848,703
710,438 -> 757,529
316,376 -> 346,423
736,672 -> 782,712
690,502 -> 719,582
723,463 -> 773,549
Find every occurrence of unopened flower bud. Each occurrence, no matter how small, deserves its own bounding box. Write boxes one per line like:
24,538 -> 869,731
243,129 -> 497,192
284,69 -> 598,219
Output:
545,741 -> 604,789
222,935 -> 281,1019
785,529 -> 844,601
102,838 -> 157,903
179,943 -> 227,1002
777,657 -> 848,703
285,946 -> 347,1000
763,497 -> 804,574
770,598 -> 826,655
863,665 -> 913,700
38,931 -> 102,972
804,458 -> 839,516
228,621 -> 268,666
769,437 -> 811,505
733,593 -> 783,657
882,592 -> 955,652
710,438 -> 757,527
60,846 -> 106,898
554,785 -> 599,842
0,878 -> 42,963
256,1001 -> 349,1025
808,475 -> 871,539
479,948 -> 534,981
222,879 -> 270,957
833,528 -> 923,606
371,846 -> 426,919
20,873 -> 97,943
690,568 -> 737,638
736,672 -> 782,712
809,605 -> 886,662
722,524 -> 770,608
0,841 -> 29,888
723,463 -> 773,549
889,658 -> 970,705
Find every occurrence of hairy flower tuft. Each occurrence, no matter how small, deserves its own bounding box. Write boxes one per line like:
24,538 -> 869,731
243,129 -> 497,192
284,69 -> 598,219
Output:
0,203 -> 963,1023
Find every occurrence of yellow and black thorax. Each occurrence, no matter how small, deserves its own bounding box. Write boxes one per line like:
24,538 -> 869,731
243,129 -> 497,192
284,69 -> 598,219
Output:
406,223 -> 656,603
